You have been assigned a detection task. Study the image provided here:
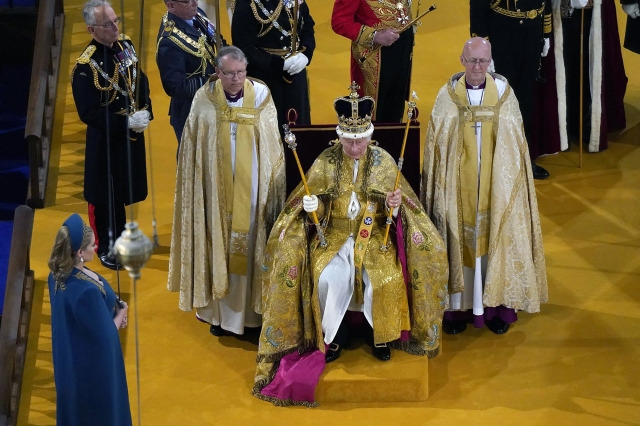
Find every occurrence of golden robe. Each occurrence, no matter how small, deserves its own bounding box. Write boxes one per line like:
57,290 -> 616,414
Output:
254,143 -> 448,402
421,72 -> 548,313
167,77 -> 286,314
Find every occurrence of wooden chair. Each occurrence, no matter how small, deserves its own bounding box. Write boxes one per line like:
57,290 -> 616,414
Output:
285,110 -> 422,196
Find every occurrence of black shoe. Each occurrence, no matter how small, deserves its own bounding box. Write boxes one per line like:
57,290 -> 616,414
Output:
210,324 -> 227,337
532,163 -> 550,180
99,253 -> 121,270
325,342 -> 343,363
442,319 -> 467,335
371,343 -> 391,361
486,317 -> 510,335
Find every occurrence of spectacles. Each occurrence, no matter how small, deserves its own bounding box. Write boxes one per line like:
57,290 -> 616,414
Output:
463,57 -> 491,66
92,17 -> 120,30
219,69 -> 247,79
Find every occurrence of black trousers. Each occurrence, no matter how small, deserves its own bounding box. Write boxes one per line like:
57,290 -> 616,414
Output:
89,200 -> 126,256
375,29 -> 414,123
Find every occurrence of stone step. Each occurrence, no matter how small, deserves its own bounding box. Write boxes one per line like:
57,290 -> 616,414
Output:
315,340 -> 429,403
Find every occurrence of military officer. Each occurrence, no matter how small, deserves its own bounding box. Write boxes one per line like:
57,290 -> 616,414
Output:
231,0 -> 316,130
156,0 -> 226,144
72,0 -> 152,270
332,0 -> 415,124
470,0 -> 552,179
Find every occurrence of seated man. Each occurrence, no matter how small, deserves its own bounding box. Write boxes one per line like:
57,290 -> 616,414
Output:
253,84 -> 448,406
421,37 -> 548,336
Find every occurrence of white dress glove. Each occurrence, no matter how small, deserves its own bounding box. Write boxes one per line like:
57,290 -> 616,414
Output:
622,3 -> 640,18
288,53 -> 309,75
128,110 -> 150,133
283,55 -> 296,71
541,38 -> 550,57
302,195 -> 318,213
570,0 -> 589,8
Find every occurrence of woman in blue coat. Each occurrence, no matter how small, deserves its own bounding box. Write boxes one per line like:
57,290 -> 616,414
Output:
47,213 -> 131,426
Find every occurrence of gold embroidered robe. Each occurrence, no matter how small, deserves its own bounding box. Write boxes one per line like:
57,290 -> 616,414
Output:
421,72 -> 548,312
167,77 -> 286,314
254,143 -> 448,399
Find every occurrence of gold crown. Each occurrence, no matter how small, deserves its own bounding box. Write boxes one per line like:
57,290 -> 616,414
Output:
334,82 -> 375,139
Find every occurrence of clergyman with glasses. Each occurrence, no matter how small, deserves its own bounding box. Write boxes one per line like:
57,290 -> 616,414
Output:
421,37 -> 548,337
156,0 -> 227,146
72,0 -> 152,271
168,45 -> 286,340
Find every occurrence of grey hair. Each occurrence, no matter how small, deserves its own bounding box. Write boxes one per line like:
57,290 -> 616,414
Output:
216,46 -> 249,68
83,0 -> 112,26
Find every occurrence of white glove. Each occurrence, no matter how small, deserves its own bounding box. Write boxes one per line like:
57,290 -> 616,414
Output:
302,195 -> 318,213
128,110 -> 150,133
283,55 -> 296,72
488,58 -> 495,73
288,53 -> 309,75
541,38 -> 550,57
622,3 -> 640,18
570,0 -> 589,8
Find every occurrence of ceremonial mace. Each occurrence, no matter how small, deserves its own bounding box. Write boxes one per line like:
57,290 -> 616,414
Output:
112,3 -> 155,425
114,0 -> 154,281
380,92 -> 418,251
282,124 -> 328,247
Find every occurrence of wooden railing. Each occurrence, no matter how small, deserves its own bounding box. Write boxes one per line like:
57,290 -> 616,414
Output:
0,206 -> 35,426
24,0 -> 64,208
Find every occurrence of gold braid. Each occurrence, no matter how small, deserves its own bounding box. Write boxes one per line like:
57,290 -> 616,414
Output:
250,0 -> 283,24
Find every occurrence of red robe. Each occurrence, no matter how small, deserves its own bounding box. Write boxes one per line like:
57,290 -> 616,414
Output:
331,0 -> 414,122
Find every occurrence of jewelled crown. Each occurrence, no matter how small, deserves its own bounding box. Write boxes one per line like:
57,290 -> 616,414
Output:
334,82 -> 375,139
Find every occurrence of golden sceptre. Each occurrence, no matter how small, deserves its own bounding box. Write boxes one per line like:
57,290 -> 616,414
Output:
380,92 -> 418,251
282,124 -> 328,247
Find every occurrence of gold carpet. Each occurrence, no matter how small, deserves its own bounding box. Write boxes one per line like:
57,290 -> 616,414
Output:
17,1 -> 640,425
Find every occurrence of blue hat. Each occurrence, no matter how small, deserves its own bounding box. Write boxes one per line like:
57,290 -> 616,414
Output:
63,214 -> 85,252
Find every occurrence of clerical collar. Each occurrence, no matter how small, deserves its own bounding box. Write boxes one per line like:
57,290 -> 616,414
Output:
465,80 -> 486,90
225,89 -> 244,103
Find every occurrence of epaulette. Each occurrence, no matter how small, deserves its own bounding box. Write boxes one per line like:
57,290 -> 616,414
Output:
161,19 -> 175,37
77,44 -> 97,64
118,33 -> 132,42
160,12 -> 175,38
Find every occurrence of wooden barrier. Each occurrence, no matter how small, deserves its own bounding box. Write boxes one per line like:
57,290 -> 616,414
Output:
0,206 -> 35,426
24,0 -> 64,208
